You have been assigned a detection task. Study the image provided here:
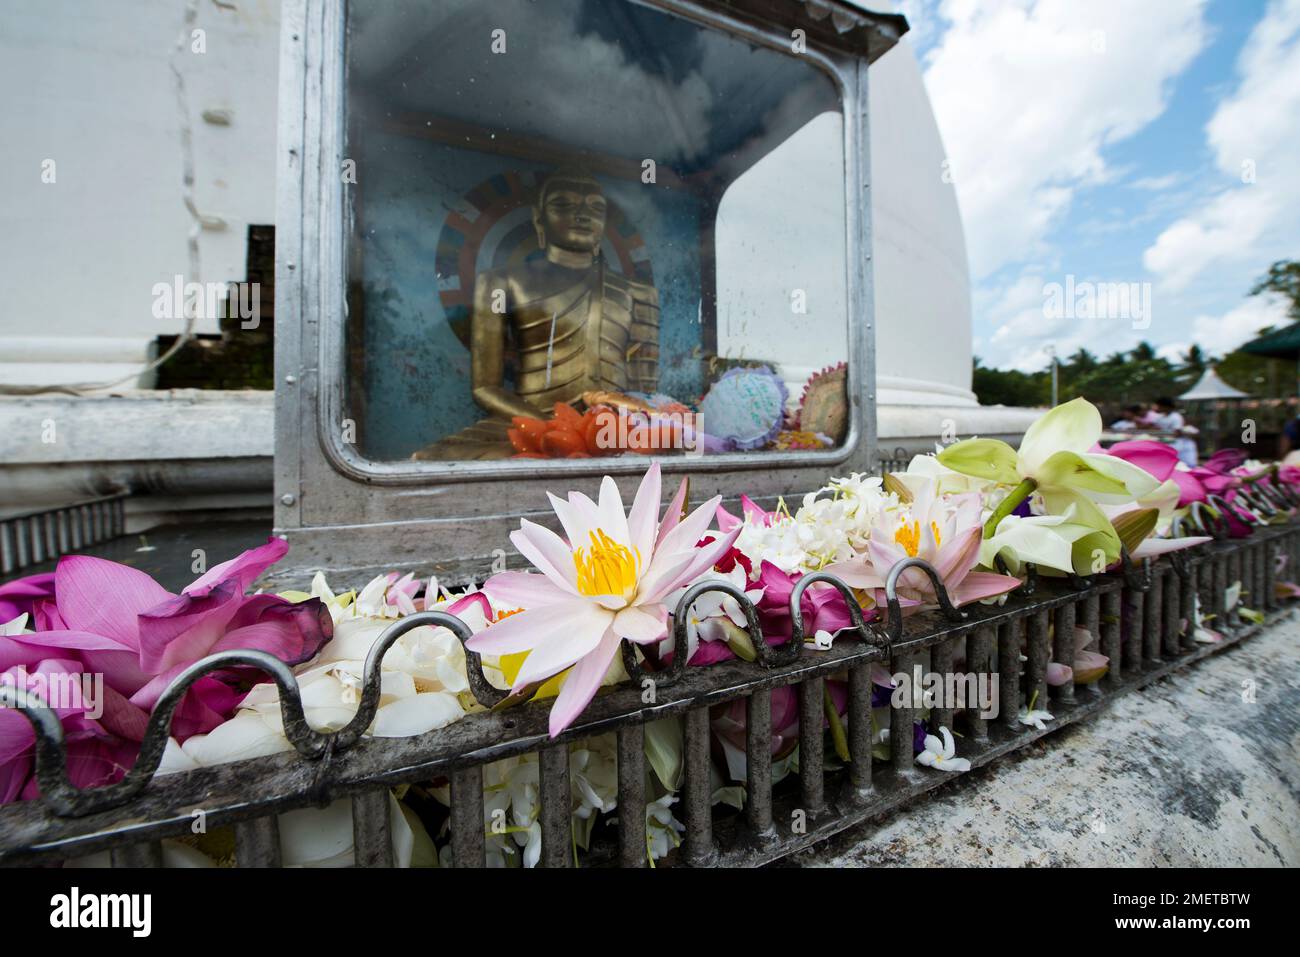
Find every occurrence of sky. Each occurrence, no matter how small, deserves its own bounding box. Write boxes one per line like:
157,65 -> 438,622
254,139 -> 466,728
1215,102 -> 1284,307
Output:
894,0 -> 1300,373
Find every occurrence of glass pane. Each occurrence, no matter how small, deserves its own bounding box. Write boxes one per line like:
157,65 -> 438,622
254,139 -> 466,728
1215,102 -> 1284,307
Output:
344,0 -> 849,464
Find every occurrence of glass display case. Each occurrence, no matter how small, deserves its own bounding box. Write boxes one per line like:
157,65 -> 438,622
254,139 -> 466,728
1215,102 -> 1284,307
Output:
273,0 -> 906,585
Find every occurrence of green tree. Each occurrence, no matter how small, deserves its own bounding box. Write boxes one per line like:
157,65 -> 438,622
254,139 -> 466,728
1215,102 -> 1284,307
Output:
1182,344 -> 1207,377
1250,259 -> 1300,319
971,356 -> 1049,407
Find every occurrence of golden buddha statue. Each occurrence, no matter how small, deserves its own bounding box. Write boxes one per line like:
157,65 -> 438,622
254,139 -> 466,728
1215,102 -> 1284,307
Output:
413,170 -> 660,461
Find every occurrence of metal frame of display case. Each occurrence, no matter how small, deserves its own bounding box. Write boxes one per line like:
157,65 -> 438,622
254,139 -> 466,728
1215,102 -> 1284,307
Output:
270,0 -> 907,588
3,491 -> 1297,868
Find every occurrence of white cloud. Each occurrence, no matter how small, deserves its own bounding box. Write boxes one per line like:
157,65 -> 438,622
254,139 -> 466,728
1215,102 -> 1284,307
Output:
919,0 -> 1208,279
1129,173 -> 1183,191
979,271 -> 1084,372
1143,0 -> 1300,291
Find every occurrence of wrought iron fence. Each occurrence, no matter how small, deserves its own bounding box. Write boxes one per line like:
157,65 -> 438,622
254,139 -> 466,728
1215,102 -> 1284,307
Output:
2,495 -> 1298,868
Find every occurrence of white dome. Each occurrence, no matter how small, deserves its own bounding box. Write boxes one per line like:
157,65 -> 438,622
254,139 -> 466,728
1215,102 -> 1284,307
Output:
866,7 -> 978,407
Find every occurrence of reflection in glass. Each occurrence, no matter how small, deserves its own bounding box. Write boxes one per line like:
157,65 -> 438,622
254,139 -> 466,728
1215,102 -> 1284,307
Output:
344,0 -> 849,463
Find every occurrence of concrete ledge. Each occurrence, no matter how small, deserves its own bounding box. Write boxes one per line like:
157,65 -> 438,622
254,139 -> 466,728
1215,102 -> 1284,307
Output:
0,389 -> 273,464
879,403 -> 1041,449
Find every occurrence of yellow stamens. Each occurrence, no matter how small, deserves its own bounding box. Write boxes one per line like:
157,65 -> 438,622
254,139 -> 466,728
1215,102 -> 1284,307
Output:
930,521 -> 942,549
894,520 -> 921,557
573,529 -> 641,598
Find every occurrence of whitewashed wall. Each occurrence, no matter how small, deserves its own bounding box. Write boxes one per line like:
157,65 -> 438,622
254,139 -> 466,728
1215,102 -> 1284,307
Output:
0,0 -> 281,387
0,0 -> 979,409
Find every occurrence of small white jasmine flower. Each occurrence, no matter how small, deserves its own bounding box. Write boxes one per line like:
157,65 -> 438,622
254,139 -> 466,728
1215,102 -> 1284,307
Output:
915,725 -> 970,773
1018,706 -> 1055,731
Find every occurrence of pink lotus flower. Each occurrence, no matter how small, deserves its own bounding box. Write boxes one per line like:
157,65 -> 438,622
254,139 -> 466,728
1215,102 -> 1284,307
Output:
660,559 -> 862,669
824,485 -> 1019,608
752,560 -> 855,643
711,680 -> 851,781
0,658 -> 148,804
713,683 -> 800,772
0,572 -> 55,624
1102,440 -> 1178,482
716,495 -> 780,532
1046,627 -> 1109,685
1169,468 -> 1208,507
0,538 -> 330,802
470,463 -> 742,737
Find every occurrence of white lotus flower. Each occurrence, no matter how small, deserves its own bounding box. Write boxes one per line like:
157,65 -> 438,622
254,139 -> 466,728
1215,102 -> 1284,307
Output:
470,463 -> 741,737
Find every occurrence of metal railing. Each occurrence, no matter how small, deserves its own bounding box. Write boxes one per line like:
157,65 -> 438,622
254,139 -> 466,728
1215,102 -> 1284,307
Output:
1,495 -> 1298,867
0,495 -> 127,576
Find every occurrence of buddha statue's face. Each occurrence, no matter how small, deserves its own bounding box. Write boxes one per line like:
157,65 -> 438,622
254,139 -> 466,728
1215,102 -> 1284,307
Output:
535,177 -> 607,255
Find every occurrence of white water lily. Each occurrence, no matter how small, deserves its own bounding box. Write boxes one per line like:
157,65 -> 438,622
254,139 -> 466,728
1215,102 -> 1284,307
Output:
478,754 -> 542,869
1018,706 -> 1055,731
470,463 -> 741,737
915,726 -> 970,773
571,738 -> 618,822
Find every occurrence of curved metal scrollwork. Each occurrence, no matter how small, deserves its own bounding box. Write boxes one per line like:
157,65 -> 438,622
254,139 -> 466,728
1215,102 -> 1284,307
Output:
623,579 -> 766,687
789,571 -> 886,655
1179,499 -> 1230,539
1208,493 -> 1267,530
994,554 -> 1038,596
879,557 -> 968,645
1256,480 -> 1295,511
1235,486 -> 1276,519
0,650 -> 323,818
0,610 -> 508,818
1118,546 -> 1152,592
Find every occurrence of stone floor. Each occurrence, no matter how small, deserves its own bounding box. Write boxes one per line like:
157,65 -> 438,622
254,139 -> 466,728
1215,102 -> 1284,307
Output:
785,614 -> 1300,867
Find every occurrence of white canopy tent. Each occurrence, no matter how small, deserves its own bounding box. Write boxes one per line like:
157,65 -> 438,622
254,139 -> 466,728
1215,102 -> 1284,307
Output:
1179,366 -> 1250,401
